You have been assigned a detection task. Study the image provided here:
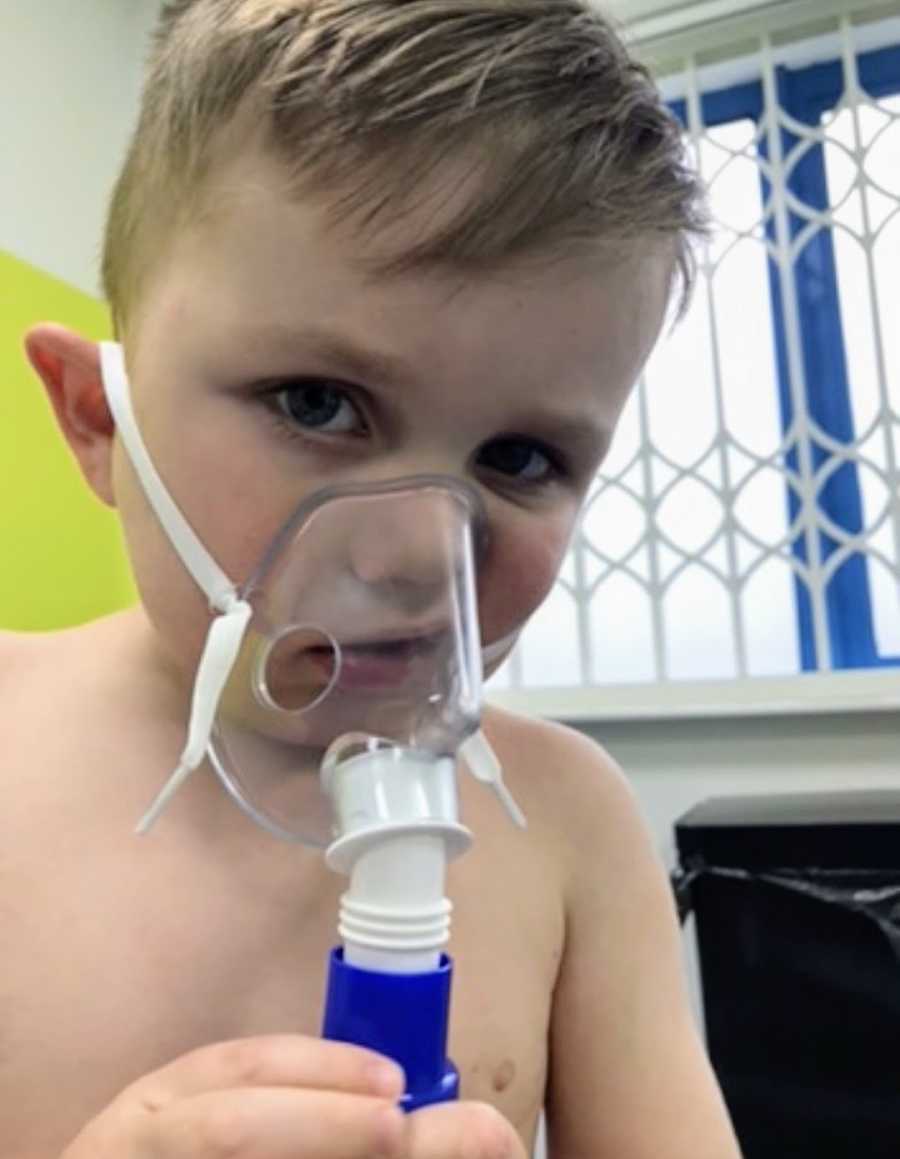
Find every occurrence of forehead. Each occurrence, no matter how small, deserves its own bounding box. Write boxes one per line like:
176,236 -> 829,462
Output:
133,146 -> 673,409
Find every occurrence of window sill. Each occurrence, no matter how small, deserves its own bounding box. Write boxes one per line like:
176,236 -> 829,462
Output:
487,669 -> 900,724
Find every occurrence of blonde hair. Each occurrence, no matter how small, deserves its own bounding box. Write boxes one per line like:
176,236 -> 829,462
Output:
102,0 -> 706,334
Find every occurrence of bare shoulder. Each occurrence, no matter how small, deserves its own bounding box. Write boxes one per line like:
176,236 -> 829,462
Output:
0,626 -> 38,658
479,705 -> 667,926
483,703 -> 624,781
0,626 -> 96,811
0,622 -> 94,694
0,626 -> 57,689
481,704 -> 640,851
0,614 -> 149,770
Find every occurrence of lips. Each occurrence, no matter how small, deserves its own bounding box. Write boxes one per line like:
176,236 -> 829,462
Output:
305,631 -> 442,692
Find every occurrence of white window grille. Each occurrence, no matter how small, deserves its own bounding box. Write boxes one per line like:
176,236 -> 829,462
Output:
490,10 -> 900,711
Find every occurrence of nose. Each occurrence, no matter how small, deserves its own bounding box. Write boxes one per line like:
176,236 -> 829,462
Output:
348,496 -> 456,611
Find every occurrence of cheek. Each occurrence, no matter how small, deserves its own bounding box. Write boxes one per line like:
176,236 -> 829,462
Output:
160,394 -> 306,573
478,510 -> 574,644
113,407 -> 298,679
113,447 -> 212,679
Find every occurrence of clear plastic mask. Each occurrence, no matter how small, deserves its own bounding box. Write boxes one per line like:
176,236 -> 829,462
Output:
209,477 -> 485,844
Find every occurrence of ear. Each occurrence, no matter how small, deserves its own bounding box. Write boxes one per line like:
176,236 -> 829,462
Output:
24,324 -> 116,507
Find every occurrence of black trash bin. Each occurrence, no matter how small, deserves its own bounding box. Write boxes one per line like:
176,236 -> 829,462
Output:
675,790 -> 900,1158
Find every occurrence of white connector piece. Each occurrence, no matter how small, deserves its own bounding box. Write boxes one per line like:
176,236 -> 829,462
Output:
322,743 -> 472,974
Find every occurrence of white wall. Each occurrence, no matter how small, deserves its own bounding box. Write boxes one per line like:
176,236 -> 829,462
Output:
606,0 -> 714,21
0,0 -> 160,294
579,711 -> 900,866
604,0 -> 772,28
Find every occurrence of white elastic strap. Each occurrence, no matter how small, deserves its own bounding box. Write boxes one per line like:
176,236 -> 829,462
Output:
98,342 -> 250,831
136,597 -> 253,834
460,730 -> 527,829
99,342 -> 236,612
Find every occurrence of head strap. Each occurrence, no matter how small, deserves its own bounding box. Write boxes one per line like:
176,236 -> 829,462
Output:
99,342 -> 252,831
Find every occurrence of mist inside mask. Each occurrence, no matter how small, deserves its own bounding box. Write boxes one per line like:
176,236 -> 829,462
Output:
208,478 -> 485,845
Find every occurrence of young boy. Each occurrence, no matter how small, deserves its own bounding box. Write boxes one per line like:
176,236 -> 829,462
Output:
6,2 -> 740,1156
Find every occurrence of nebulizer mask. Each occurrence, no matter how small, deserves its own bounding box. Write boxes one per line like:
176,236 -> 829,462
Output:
99,342 -> 525,1108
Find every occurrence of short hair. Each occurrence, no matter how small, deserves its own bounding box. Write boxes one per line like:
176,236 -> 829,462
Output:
102,0 -> 707,335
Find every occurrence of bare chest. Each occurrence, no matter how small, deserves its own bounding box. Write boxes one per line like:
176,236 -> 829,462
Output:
0,786 -> 558,1158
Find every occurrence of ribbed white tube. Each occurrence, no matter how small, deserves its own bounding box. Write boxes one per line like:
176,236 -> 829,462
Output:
340,834 -> 451,972
323,749 -> 472,974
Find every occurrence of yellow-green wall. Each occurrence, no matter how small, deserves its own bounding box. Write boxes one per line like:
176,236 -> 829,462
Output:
0,250 -> 136,630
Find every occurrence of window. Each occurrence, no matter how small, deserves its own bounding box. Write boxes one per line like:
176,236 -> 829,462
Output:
492,17 -> 900,701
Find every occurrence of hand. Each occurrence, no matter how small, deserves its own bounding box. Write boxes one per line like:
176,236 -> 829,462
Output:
406,1101 -> 528,1159
59,1035 -> 526,1158
59,1035 -> 406,1158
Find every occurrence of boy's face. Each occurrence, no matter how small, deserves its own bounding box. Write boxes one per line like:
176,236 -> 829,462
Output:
116,145 -> 672,686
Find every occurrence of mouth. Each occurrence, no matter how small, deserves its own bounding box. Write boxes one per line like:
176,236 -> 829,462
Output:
306,629 -> 444,692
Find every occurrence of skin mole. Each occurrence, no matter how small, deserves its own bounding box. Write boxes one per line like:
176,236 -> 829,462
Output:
492,1058 -> 516,1093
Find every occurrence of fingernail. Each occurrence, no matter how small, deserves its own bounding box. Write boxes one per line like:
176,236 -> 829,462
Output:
369,1060 -> 405,1098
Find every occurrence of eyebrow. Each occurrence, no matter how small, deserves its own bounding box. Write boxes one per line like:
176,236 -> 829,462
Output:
238,320 -> 613,461
237,320 -> 417,387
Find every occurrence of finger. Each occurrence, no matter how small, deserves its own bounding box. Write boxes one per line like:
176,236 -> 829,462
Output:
124,1036 -> 405,1110
405,1100 -> 525,1159
145,1087 -> 405,1159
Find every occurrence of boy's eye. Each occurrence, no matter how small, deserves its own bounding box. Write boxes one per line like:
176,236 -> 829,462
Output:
477,437 -> 559,484
273,380 -> 364,435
